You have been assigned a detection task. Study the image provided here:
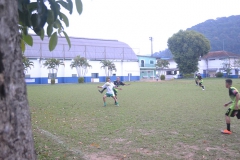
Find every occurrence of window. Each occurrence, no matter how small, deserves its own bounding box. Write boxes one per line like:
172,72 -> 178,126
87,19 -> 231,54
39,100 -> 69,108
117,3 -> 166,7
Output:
72,74 -> 77,77
91,73 -> 99,78
48,73 -> 57,79
141,60 -> 144,67
25,74 -> 30,78
150,60 -> 154,64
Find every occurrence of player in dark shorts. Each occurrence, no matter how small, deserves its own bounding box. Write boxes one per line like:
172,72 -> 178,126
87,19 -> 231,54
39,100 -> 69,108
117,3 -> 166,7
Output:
98,77 -> 130,104
197,73 -> 205,90
221,79 -> 240,134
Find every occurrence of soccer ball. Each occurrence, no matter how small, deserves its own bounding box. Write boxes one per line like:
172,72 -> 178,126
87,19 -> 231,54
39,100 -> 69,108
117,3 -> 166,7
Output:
105,82 -> 111,86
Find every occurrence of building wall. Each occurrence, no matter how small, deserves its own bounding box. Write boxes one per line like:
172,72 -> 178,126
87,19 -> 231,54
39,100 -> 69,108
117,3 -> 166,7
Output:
137,56 -> 156,79
164,57 -> 239,78
138,56 -> 156,68
25,59 -> 140,84
168,59 -> 177,69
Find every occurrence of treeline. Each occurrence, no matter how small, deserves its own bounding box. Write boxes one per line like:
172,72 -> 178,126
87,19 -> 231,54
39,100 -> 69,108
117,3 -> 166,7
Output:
187,15 -> 240,54
154,15 -> 240,58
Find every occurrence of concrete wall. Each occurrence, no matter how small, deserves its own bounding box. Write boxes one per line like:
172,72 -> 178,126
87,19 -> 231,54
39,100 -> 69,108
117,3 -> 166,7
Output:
25,59 -> 140,84
164,57 -> 239,78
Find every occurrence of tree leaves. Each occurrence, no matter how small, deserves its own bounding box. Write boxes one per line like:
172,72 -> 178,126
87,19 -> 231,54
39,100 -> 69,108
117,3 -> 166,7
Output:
100,60 -> 117,76
75,0 -> 83,15
63,31 -> 71,50
22,54 -> 34,72
18,0 -> 83,52
49,32 -> 58,51
47,24 -> 53,37
168,30 -> 210,74
38,29 -> 45,40
22,34 -> 33,46
156,59 -> 169,69
47,10 -> 54,24
56,0 -> 69,11
67,0 -> 73,14
43,58 -> 64,70
70,56 -> 91,77
59,12 -> 69,27
21,39 -> 26,53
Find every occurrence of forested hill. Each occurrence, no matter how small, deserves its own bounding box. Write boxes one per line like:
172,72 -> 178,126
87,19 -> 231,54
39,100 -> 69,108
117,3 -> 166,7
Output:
187,15 -> 240,54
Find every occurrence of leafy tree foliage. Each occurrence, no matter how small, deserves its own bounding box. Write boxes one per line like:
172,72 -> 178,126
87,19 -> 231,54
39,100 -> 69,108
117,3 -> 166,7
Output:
222,61 -> 232,77
168,30 -> 210,74
100,60 -> 117,77
22,54 -> 34,72
43,58 -> 64,75
70,55 -> 92,77
187,15 -> 240,54
18,0 -> 83,52
156,59 -> 169,75
156,59 -> 169,69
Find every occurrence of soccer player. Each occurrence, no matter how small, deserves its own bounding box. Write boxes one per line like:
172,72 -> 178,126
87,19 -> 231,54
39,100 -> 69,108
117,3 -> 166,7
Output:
195,74 -> 198,86
99,77 -> 129,104
221,79 -> 240,134
112,77 -> 130,104
97,78 -> 122,107
197,73 -> 205,90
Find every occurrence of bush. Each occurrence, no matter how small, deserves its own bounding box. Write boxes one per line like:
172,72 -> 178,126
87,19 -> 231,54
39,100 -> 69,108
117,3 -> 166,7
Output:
160,75 -> 165,80
183,73 -> 194,78
78,77 -> 84,83
215,72 -> 223,78
51,78 -> 55,84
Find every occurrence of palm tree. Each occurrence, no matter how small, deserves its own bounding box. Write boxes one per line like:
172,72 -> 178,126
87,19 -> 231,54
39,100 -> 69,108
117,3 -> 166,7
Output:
22,54 -> 34,73
43,58 -> 64,84
70,56 -> 92,82
100,60 -> 117,77
156,59 -> 169,76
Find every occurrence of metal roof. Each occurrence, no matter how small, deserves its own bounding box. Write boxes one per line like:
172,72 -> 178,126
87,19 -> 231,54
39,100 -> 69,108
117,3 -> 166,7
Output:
24,35 -> 138,61
202,51 -> 240,59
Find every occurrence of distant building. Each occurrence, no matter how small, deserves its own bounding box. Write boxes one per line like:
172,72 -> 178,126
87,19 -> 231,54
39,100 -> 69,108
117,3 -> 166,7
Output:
24,35 -> 140,84
137,55 -> 156,79
161,51 -> 240,78
200,51 -> 240,78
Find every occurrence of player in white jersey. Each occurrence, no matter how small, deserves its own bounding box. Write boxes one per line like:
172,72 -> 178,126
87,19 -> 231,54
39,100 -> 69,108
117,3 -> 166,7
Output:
98,78 -> 122,107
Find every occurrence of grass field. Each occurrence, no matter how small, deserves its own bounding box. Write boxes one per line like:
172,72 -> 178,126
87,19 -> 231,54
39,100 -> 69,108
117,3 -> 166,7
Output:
27,79 -> 240,160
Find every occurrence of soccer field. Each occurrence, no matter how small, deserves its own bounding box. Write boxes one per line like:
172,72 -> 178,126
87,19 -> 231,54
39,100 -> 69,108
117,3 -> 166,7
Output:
28,79 -> 240,160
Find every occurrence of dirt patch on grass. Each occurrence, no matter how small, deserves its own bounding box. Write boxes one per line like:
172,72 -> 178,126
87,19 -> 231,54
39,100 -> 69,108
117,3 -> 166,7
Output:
102,137 -> 127,144
170,142 -> 199,159
134,147 -> 160,156
112,138 -> 126,143
86,152 -> 126,160
137,129 -> 156,135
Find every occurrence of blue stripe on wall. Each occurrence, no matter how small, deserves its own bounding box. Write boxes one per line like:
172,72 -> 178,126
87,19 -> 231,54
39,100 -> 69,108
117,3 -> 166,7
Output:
26,76 -> 140,84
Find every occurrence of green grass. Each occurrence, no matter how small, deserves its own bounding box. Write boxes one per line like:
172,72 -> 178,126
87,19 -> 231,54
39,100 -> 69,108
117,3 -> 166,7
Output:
28,79 -> 240,160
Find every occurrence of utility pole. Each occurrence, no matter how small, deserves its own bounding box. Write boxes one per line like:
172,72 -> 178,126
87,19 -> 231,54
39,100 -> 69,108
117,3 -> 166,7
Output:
149,37 -> 153,56
223,39 -> 224,51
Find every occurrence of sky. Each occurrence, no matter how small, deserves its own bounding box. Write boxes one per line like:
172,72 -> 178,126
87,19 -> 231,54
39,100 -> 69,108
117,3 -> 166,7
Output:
62,0 -> 240,55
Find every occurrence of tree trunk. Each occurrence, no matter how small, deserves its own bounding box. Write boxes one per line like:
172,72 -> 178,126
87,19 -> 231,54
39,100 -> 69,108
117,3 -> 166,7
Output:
0,0 -> 36,159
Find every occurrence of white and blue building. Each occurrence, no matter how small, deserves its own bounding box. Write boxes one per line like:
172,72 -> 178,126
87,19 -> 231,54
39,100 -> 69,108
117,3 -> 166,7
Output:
24,35 -> 140,84
158,51 -> 240,78
137,55 -> 156,79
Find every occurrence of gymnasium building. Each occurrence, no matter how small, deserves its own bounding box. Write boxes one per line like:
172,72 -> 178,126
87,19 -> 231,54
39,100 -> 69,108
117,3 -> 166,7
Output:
24,35 -> 140,84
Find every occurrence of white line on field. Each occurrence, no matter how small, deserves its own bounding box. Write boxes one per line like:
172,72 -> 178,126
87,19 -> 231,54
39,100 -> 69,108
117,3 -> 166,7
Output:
37,128 -> 84,156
